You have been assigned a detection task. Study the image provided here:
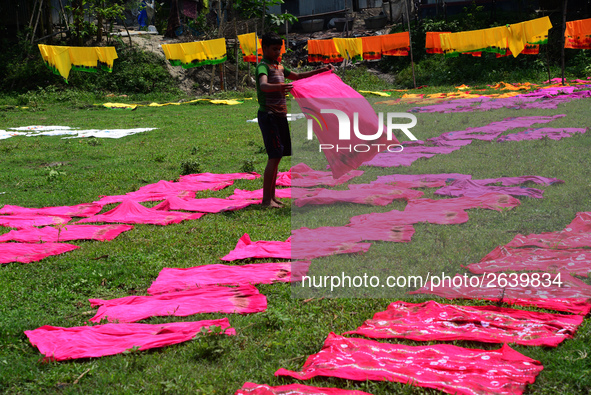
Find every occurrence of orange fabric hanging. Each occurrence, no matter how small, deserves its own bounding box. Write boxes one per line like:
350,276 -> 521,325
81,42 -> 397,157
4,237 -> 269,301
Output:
381,32 -> 410,56
240,36 -> 285,63
565,18 -> 591,49
361,36 -> 383,60
307,39 -> 344,63
425,32 -> 450,54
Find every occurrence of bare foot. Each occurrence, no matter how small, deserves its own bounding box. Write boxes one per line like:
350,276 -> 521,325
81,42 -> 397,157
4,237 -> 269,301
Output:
262,200 -> 283,208
272,198 -> 284,207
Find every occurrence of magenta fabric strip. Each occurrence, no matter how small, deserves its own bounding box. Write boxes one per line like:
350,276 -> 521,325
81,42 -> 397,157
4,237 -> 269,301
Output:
0,242 -> 80,264
221,233 -> 291,261
343,300 -> 583,347
178,172 -> 260,182
25,319 -> 236,362
235,382 -> 372,395
293,186 -> 423,207
473,176 -> 564,186
229,188 -> 298,200
372,173 -> 472,184
95,190 -> 197,205
147,262 -> 310,294
497,127 -> 587,142
291,163 -> 364,187
0,203 -> 102,218
89,284 -> 267,323
0,224 -> 133,243
153,196 -> 260,213
276,333 -> 543,395
435,179 -> 545,199
0,215 -> 71,230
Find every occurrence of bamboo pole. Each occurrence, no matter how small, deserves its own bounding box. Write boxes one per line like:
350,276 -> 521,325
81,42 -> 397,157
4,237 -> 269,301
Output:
31,0 -> 45,44
561,0 -> 568,86
405,0 -> 416,89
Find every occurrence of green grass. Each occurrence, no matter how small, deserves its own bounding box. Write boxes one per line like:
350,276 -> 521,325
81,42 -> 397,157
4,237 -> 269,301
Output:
1,86 -> 591,394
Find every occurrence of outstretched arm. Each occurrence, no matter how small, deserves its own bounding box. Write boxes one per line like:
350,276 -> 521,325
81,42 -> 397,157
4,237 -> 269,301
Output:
287,64 -> 335,81
259,74 -> 293,93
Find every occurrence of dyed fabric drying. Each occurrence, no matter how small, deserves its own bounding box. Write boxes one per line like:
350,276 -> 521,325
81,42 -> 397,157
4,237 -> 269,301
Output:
276,333 -> 543,395
307,39 -> 344,63
25,319 -> 235,362
291,72 -> 398,178
380,32 -> 410,56
39,45 -> 118,80
236,382 -> 372,395
0,215 -> 71,230
292,224 -> 415,246
505,231 -> 591,250
372,173 -> 471,184
238,33 -> 285,62
89,284 -> 266,323
465,246 -> 591,277
425,31 -> 450,54
147,262 -> 310,294
497,127 -> 587,142
293,186 -> 423,207
153,196 -> 260,213
222,233 -> 291,261
229,188 -> 298,200
343,300 -> 583,347
290,163 -> 364,187
333,38 -> 363,62
95,190 -> 197,205
0,242 -> 79,264
435,179 -> 545,199
405,194 -> 522,212
276,170 -> 291,186
0,203 -> 102,218
361,35 -> 384,60
473,176 -> 564,186
565,18 -> 591,49
161,38 -> 226,68
362,145 -> 461,167
366,179 -> 447,188
0,224 -> 133,243
76,200 -> 203,226
409,272 -> 591,315
179,172 -> 260,182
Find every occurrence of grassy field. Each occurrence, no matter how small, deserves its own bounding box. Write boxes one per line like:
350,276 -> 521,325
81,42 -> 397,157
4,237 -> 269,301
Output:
1,80 -> 591,394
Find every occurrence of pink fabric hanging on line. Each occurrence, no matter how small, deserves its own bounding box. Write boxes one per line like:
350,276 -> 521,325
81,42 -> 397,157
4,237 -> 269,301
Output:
408,272 -> 591,315
179,172 -> 260,183
0,224 -> 134,243
89,284 -> 267,323
25,319 -> 236,362
0,215 -> 71,230
276,333 -> 543,395
291,71 -> 399,179
435,179 -> 545,199
235,382 -> 372,395
76,200 -> 204,226
465,246 -> 591,277
221,233 -> 291,261
147,261 -> 311,295
497,127 -> 587,142
0,203 -> 102,218
372,173 -> 472,184
293,186 -> 424,207
153,196 -> 260,213
343,300 -> 583,347
0,242 -> 80,264
290,163 -> 364,187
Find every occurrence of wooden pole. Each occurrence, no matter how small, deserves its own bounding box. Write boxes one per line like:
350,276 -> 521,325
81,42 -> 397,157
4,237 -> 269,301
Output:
234,13 -> 239,90
31,0 -> 44,44
543,10 -> 551,83
405,0 -> 416,89
561,0 -> 568,86
57,0 -> 69,30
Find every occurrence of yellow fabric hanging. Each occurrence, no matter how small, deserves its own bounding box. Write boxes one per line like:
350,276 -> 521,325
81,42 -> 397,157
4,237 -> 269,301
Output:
162,38 -> 226,68
201,38 -> 227,62
333,38 -> 363,62
506,16 -> 552,57
69,47 -> 100,70
38,45 -> 118,80
439,25 -> 508,56
238,33 -> 258,57
96,47 -> 118,71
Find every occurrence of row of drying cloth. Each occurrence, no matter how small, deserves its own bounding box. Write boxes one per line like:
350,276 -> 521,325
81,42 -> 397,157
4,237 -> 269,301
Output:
161,37 -> 227,69
565,17 -> 591,49
237,32 -> 286,63
38,45 -> 118,82
102,97 -> 250,109
308,32 -> 410,63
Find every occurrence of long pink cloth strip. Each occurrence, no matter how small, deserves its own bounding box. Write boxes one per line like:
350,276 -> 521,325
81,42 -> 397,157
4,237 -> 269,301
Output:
230,188 -> 297,200
505,231 -> 591,249
221,233 -> 291,261
372,173 -> 471,184
147,262 -> 311,295
293,186 -> 424,207
76,200 -> 204,226
0,215 -> 71,229
275,333 -> 543,395
408,272 -> 591,315
291,227 -> 375,259
95,190 -> 197,205
363,179 -> 447,188
363,145 -> 462,167
153,196 -> 260,213
473,176 -> 564,186
435,179 -> 545,199
497,127 -> 587,142
343,300 -> 583,347
291,163 -> 364,187
235,382 -> 372,395
0,203 -> 102,217
465,246 -> 591,277
291,71 -> 398,178
25,319 -> 236,362
0,224 -> 134,243
179,172 -> 260,182
89,284 -> 267,323
0,242 -> 80,264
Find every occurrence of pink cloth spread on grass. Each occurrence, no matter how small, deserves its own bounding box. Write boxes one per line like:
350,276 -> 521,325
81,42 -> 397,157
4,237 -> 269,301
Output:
364,179 -> 446,188
291,227 -> 375,259
409,272 -> 591,315
497,127 -> 587,142
222,234 -> 291,261
179,172 -> 260,182
363,145 -> 462,167
89,284 -> 266,323
0,224 -> 133,243
291,72 -> 399,178
343,300 -> 583,347
473,176 -> 564,186
276,333 -> 543,395
0,203 -> 102,218
293,186 -> 423,207
566,212 -> 591,232
153,196 -> 260,213
435,179 -> 545,199
147,262 -> 311,294
276,171 -> 292,186
465,246 -> 591,277
0,242 -> 79,264
0,215 -> 71,229
372,173 -> 472,184
25,319 -> 236,362
235,382 -> 372,395
76,200 -> 204,226
505,213 -> 591,249
95,190 -> 196,205
291,163 -> 364,187
229,188 -> 300,200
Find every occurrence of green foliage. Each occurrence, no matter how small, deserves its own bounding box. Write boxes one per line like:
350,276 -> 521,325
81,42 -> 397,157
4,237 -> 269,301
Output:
180,159 -> 202,175
240,159 -> 256,173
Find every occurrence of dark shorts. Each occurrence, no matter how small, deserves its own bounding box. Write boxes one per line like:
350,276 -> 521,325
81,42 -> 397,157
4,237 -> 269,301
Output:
258,111 -> 292,159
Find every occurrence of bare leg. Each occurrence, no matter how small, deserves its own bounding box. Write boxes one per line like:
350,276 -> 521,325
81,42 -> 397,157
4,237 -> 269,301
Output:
262,157 -> 282,208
